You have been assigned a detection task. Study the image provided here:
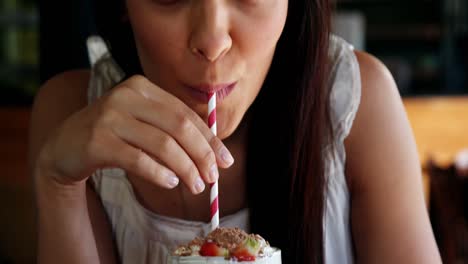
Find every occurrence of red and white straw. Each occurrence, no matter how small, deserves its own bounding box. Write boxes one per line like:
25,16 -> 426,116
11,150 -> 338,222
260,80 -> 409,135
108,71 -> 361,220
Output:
208,92 -> 219,230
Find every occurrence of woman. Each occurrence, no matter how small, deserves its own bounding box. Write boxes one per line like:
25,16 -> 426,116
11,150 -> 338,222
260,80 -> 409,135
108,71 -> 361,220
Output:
29,0 -> 442,262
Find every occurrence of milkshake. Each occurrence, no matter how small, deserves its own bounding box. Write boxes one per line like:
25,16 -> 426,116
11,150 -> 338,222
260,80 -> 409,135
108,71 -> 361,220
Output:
168,227 -> 281,263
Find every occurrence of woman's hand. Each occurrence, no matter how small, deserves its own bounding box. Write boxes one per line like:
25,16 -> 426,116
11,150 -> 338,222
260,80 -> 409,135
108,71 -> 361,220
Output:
35,75 -> 234,194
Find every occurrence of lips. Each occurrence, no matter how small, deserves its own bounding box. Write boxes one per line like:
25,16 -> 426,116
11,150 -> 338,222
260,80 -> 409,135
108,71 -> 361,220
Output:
185,82 -> 237,103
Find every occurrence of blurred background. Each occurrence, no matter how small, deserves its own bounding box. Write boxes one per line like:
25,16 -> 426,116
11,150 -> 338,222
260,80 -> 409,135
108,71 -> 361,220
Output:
0,0 -> 467,263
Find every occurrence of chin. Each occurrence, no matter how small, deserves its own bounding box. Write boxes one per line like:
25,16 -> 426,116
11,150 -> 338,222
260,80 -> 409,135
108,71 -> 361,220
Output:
216,113 -> 245,140
217,125 -> 236,140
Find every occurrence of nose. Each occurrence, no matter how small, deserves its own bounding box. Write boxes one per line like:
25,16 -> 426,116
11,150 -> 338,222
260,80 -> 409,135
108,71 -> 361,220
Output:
189,1 -> 232,62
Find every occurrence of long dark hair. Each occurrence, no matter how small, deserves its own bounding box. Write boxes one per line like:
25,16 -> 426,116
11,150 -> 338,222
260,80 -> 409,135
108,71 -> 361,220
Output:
95,0 -> 333,263
246,0 -> 333,262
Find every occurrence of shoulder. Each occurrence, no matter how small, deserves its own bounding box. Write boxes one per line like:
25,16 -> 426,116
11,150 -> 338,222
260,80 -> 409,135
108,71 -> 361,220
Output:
343,52 -> 442,263
328,36 -> 392,87
34,69 -> 91,112
353,50 -> 396,93
32,69 -> 90,126
29,69 -> 90,170
349,50 -> 402,139
344,50 -> 416,191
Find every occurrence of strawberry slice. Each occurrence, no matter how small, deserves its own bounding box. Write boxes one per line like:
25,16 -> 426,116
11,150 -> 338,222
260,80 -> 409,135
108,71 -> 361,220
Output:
231,236 -> 261,261
199,241 -> 229,257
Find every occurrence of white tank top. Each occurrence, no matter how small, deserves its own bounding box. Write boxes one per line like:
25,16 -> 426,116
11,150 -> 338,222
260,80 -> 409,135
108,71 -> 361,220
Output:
87,35 -> 361,264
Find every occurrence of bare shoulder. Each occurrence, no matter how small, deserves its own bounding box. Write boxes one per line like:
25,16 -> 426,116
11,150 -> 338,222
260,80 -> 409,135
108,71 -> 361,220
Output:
353,50 -> 397,94
29,69 -> 91,170
345,50 -> 409,192
344,51 -> 441,263
34,69 -> 90,109
352,50 -> 404,125
353,50 -> 391,73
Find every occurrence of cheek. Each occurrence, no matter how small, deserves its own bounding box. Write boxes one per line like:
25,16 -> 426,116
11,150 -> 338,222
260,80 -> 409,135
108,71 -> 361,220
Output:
233,1 -> 288,96
126,2 -> 187,78
231,0 -> 287,97
235,0 -> 288,58
217,3 -> 287,137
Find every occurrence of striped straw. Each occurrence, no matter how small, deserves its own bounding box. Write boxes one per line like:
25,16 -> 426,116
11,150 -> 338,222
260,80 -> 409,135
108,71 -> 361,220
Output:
208,92 -> 219,231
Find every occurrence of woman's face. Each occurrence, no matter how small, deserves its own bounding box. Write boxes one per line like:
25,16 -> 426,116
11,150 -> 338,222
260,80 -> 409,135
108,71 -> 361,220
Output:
126,0 -> 288,139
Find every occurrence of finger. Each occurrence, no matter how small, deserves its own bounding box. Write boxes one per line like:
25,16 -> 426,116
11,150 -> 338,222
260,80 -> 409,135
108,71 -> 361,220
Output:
97,135 -> 180,190
174,101 -> 235,169
133,106 -> 219,184
121,76 -> 235,168
112,115 -> 207,194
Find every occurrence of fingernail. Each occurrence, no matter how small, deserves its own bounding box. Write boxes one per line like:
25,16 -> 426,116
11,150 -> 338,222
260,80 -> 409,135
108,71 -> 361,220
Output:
167,172 -> 179,188
194,178 -> 205,193
210,164 -> 219,182
220,147 -> 234,166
